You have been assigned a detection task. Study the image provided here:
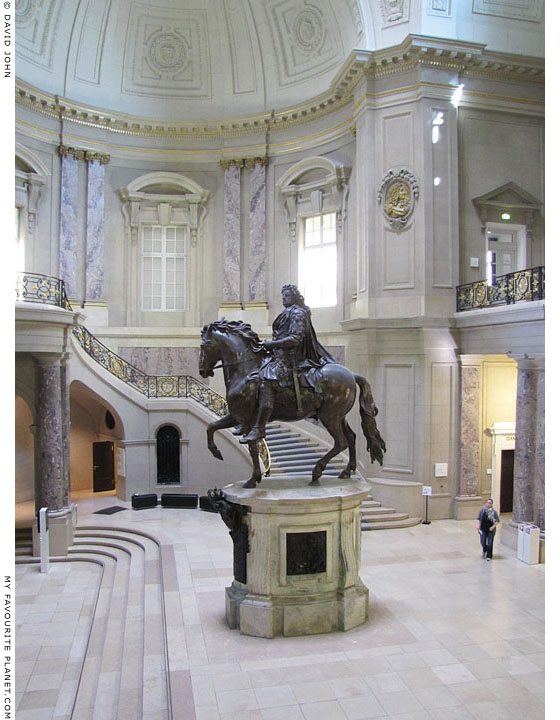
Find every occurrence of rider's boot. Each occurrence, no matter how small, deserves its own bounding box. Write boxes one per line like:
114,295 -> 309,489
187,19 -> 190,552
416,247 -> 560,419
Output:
240,383 -> 274,443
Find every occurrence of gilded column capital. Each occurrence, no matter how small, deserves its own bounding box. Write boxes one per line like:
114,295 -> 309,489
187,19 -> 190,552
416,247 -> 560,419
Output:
85,151 -> 111,164
58,145 -> 85,161
220,158 -> 245,169
245,156 -> 268,169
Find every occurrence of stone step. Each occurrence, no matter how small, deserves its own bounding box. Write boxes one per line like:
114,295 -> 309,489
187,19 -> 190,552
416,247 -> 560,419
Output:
361,500 -> 382,508
70,527 -> 170,719
266,439 -> 321,449
360,506 -> 397,516
360,511 -> 410,523
361,516 -> 423,530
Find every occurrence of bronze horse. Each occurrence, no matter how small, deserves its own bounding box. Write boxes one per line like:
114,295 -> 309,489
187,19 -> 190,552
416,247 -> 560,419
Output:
199,319 -> 385,488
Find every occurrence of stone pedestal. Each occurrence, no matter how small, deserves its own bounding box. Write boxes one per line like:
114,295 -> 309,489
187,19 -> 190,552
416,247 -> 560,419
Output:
221,475 -> 370,638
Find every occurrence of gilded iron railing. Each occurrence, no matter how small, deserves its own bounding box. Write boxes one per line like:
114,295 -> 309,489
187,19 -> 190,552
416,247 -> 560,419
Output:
456,266 -> 544,312
16,271 -> 73,310
15,272 -> 270,473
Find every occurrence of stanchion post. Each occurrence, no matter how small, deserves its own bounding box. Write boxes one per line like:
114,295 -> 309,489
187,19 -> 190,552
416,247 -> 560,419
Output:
422,486 -> 432,525
38,507 -> 50,573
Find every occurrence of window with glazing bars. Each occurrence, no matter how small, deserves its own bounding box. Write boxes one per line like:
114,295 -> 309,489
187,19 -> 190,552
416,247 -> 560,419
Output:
300,212 -> 337,307
142,225 -> 186,311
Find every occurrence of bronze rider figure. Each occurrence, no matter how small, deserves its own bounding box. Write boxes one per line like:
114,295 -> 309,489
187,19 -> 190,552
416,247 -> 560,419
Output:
239,284 -> 335,444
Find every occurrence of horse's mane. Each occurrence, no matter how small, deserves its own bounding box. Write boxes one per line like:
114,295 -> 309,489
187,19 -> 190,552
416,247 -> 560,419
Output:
202,319 -> 264,353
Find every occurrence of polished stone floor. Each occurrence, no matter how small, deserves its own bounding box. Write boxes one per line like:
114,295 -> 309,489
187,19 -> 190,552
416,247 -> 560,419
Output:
14,491 -> 546,719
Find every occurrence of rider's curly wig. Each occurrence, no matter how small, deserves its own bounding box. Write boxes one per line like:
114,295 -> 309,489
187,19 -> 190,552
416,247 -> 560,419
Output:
281,284 -> 309,310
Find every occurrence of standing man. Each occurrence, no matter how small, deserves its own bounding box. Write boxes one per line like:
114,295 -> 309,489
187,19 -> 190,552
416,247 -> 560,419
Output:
239,284 -> 334,444
477,498 -> 500,561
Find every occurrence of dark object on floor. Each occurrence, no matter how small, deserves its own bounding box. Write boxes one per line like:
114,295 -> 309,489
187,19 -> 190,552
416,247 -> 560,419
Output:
160,493 -> 198,509
199,495 -> 219,513
94,506 -> 128,515
131,493 -> 158,509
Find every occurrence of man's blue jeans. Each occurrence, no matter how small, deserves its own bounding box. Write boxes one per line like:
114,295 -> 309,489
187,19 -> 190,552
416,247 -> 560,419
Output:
480,529 -> 495,558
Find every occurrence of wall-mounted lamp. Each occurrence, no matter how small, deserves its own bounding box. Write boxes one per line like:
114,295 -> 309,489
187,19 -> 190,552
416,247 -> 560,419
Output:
501,212 -> 511,220
451,84 -> 464,108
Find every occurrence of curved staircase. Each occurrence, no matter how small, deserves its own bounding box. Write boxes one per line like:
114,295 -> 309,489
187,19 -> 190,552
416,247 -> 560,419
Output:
265,421 -> 421,530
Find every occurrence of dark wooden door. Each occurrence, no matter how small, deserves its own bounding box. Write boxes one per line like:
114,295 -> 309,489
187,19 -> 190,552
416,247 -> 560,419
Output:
500,449 -> 514,513
93,441 -> 115,492
157,426 -> 180,484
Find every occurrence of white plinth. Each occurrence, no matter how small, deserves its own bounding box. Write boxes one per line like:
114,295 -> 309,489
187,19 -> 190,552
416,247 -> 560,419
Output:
222,475 -> 371,638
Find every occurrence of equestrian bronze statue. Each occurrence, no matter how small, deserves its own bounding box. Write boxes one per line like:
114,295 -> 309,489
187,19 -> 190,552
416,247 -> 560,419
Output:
199,284 -> 385,488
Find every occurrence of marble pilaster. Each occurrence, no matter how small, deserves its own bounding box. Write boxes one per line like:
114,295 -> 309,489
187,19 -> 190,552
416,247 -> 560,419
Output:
35,355 -> 65,511
85,159 -> 106,301
247,158 -> 267,302
458,363 -> 481,496
222,163 -> 242,304
59,153 -> 79,299
512,356 -> 545,529
61,354 -> 71,507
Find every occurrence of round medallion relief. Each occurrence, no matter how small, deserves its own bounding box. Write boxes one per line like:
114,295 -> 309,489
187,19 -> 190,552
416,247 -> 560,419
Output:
148,32 -> 187,74
384,180 -> 411,220
292,9 -> 324,52
15,0 -> 35,21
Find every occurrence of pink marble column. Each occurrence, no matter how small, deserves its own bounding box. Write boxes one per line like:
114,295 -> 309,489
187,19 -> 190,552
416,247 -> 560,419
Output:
458,363 -> 481,497
513,356 -> 545,529
35,355 -> 65,511
61,354 -> 71,507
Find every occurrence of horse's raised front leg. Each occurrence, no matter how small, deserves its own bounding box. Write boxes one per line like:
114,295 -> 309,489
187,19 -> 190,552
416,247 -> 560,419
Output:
311,418 -> 348,485
207,413 -> 238,461
242,440 -> 263,489
338,420 -> 357,479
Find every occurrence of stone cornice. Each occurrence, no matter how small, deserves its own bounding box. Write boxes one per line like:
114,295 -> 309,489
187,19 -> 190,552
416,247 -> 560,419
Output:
332,36 -> 543,97
15,35 -> 544,140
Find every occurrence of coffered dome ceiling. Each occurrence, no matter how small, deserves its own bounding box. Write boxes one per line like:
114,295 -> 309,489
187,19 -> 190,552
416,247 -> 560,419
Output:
15,0 -> 366,121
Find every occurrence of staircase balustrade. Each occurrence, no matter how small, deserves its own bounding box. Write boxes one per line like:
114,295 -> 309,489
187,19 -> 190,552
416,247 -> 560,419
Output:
15,272 -> 270,473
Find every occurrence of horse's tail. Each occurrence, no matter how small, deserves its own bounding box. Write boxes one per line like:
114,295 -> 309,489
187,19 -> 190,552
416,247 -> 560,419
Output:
354,374 -> 386,466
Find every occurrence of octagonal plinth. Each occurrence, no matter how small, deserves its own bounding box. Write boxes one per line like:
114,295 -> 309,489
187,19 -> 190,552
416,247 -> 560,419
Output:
221,475 -> 370,638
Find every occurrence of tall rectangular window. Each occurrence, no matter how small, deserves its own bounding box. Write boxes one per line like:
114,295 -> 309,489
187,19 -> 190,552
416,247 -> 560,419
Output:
300,212 -> 337,307
142,226 -> 186,311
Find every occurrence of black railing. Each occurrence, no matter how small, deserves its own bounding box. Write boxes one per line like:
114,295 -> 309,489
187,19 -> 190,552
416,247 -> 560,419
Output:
456,266 -> 544,312
15,272 -> 270,472
16,271 -> 73,310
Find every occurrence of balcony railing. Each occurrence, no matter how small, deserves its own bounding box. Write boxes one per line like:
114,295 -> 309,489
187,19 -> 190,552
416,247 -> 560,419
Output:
456,266 -> 544,312
15,272 -> 270,473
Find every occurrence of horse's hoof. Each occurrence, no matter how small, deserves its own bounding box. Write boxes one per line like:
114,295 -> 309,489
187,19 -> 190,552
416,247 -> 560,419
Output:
309,478 -> 320,486
243,480 -> 256,489
338,470 -> 351,479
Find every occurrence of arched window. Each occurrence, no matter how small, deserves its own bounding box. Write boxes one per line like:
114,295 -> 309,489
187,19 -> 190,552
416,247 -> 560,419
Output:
278,157 -> 349,308
156,425 -> 181,484
118,172 -> 209,325
15,143 -> 49,273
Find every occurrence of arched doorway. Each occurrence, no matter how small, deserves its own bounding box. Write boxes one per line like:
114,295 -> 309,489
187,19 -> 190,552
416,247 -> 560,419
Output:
15,394 -> 35,528
69,381 -> 124,495
156,425 -> 181,485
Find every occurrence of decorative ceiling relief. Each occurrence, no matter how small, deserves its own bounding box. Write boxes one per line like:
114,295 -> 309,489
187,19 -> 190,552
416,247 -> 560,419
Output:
75,0 -> 112,84
473,0 -> 543,22
122,3 -> 211,97
350,0 -> 364,41
15,0 -> 64,69
427,0 -> 452,17
265,0 -> 342,85
379,0 -> 410,26
377,168 -> 419,230
224,0 -> 257,95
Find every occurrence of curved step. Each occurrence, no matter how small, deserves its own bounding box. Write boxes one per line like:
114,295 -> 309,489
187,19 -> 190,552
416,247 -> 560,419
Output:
361,516 -> 423,530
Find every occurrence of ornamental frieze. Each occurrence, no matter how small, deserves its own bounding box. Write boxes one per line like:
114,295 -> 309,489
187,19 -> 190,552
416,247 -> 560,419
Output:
377,168 -> 419,230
